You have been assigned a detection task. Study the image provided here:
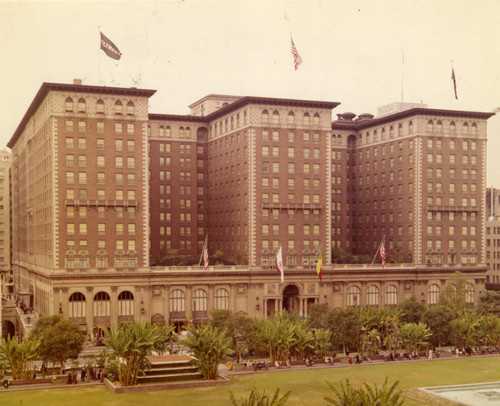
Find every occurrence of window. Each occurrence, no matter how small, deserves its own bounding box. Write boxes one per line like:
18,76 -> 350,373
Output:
65,97 -> 73,112
215,288 -> 229,310
118,291 -> 134,316
193,289 -> 208,312
366,285 -> 379,306
170,289 -> 185,312
428,284 -> 440,304
385,285 -> 398,305
126,101 -> 135,115
94,291 -> 111,317
272,110 -> 279,125
115,100 -> 123,115
347,286 -> 361,306
69,292 -> 85,318
96,99 -> 104,114
262,110 -> 269,124
287,111 -> 295,125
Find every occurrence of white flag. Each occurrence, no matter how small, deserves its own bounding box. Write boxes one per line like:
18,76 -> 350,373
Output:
276,246 -> 284,283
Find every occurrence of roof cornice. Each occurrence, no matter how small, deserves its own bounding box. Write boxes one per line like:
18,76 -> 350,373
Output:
8,82 -> 156,148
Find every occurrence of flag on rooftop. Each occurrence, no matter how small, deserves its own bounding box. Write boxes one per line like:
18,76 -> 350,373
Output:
291,36 -> 303,71
100,32 -> 122,60
276,246 -> 284,283
379,238 -> 386,269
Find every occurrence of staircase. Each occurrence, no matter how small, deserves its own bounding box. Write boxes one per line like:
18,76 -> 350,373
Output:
137,355 -> 202,384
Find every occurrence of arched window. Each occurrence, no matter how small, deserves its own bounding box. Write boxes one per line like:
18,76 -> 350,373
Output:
450,121 -> 456,134
118,291 -> 134,316
170,289 -> 185,312
287,111 -> 295,125
381,128 -> 386,140
409,121 -> 413,134
385,284 -> 398,305
165,126 -> 171,137
389,125 -> 394,138
77,98 -> 86,113
303,112 -> 310,126
436,120 -> 442,133
272,110 -> 279,126
96,99 -> 105,114
428,284 -> 440,304
193,289 -> 208,312
215,288 -> 229,310
398,123 -> 403,137
427,120 -> 434,133
126,101 -> 135,115
465,283 -> 474,304
185,127 -> 191,138
262,110 -> 269,125
471,122 -> 477,135
114,100 -> 123,115
179,126 -> 185,138
65,97 -> 73,112
159,125 -> 165,137
69,292 -> 86,318
366,285 -> 379,306
463,122 -> 469,135
94,291 -> 110,316
347,285 -> 361,306
313,113 -> 320,126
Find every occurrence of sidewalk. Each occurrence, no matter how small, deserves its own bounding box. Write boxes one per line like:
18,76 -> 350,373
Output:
0,379 -> 104,393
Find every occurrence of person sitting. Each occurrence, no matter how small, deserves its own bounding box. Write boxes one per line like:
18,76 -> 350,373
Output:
305,358 -> 311,367
275,360 -> 280,368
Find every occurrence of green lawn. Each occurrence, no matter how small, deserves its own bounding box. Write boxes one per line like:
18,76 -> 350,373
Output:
2,357 -> 500,405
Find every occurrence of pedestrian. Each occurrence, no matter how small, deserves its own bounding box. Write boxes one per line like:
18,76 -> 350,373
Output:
72,370 -> 77,384
97,368 -> 101,381
67,372 -> 72,384
32,366 -> 37,379
81,367 -> 87,382
41,363 -> 47,377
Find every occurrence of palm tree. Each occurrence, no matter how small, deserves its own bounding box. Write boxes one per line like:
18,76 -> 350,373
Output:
292,322 -> 314,360
399,322 -> 432,354
313,328 -> 332,358
229,388 -> 291,406
479,314 -> 500,347
0,335 -> 40,380
184,323 -> 233,380
103,321 -> 174,386
325,378 -> 405,406
450,311 -> 482,348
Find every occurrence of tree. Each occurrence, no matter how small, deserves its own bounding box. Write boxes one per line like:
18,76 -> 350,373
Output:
438,272 -> 469,316
256,313 -> 297,362
29,315 -> 85,373
450,311 -> 482,348
476,291 -> 500,316
104,321 -> 174,386
184,323 -> 233,380
292,322 -> 314,360
422,305 -> 455,347
212,249 -> 225,265
328,307 -> 363,354
307,303 -> 331,329
0,335 -> 40,380
398,296 -> 427,324
230,388 -> 291,406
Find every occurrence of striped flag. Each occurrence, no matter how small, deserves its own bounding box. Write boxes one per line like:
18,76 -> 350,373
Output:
379,239 -> 386,268
276,246 -> 284,283
203,244 -> 209,273
451,67 -> 458,100
316,247 -> 323,282
291,36 -> 303,71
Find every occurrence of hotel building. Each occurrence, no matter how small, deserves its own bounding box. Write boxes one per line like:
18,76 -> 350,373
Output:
5,81 -> 494,336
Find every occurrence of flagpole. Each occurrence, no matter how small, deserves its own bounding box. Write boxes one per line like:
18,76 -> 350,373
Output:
289,32 -> 293,98
400,49 -> 404,105
98,26 -> 101,85
371,235 -> 385,264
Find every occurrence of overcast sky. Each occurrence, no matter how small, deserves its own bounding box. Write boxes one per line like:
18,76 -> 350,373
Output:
1,0 -> 500,183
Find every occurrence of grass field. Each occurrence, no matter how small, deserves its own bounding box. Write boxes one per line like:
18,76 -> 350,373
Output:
1,356 -> 500,405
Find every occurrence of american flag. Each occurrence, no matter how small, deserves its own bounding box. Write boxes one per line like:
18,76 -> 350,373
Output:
379,239 -> 386,268
291,37 -> 303,71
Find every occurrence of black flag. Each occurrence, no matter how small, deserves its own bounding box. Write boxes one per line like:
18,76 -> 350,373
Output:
100,32 -> 122,60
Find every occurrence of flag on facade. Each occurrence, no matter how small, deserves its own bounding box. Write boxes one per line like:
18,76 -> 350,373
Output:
451,67 -> 458,100
379,238 -> 386,269
316,247 -> 323,282
276,246 -> 284,283
100,32 -> 122,60
291,36 -> 303,71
